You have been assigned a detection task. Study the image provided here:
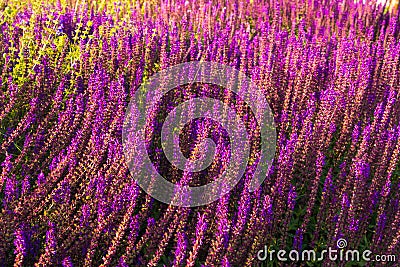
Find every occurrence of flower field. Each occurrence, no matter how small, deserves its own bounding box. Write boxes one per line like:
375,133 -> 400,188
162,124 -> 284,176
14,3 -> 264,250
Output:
0,0 -> 399,266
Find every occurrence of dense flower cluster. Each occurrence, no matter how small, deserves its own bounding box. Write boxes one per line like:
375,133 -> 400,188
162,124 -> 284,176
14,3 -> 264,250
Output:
0,0 -> 399,266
